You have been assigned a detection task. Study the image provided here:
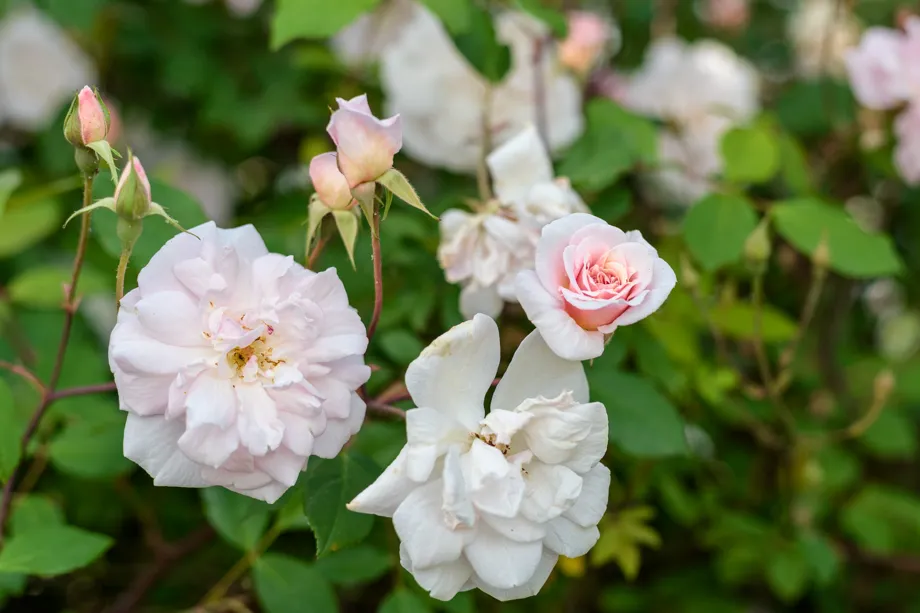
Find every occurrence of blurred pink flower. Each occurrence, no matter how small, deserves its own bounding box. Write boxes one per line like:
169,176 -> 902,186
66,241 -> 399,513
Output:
326,94 -> 402,189
516,214 -> 676,361
700,0 -> 749,31
558,11 -> 613,76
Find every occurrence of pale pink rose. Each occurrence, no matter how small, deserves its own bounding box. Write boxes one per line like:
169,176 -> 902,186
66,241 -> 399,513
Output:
558,11 -> 612,76
326,94 -> 402,188
77,85 -> 107,144
700,0 -> 749,31
309,152 -> 355,210
516,214 -> 676,361
845,27 -> 908,110
110,222 -> 370,503
894,104 -> 920,184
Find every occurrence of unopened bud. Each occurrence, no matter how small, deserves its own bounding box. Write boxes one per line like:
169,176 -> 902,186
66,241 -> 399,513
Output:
812,235 -> 831,270
63,86 -> 109,148
309,152 -> 355,210
744,221 -> 772,265
115,154 -> 152,222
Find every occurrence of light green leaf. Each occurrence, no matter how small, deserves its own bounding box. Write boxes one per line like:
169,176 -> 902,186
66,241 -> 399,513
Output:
683,194 -> 758,271
0,199 -> 60,259
0,168 -> 23,218
201,487 -> 272,550
62,197 -> 115,229
48,414 -> 133,480
9,496 -> 64,536
271,0 -> 382,48
771,199 -> 902,278
332,209 -> 359,269
379,588 -> 433,613
303,453 -> 378,556
515,0 -> 567,37
710,303 -> 797,343
253,553 -> 337,613
766,546 -> 809,603
778,133 -> 814,195
314,545 -> 393,587
379,329 -> 425,366
841,485 -> 920,555
592,507 -> 661,580
859,407 -> 917,460
376,169 -> 436,218
85,140 -> 120,184
0,525 -> 112,575
420,0 -> 470,34
0,380 -> 21,482
720,125 -> 780,184
8,265 -> 110,309
276,496 -> 312,533
559,100 -> 657,192
796,531 -> 840,586
590,371 -> 688,457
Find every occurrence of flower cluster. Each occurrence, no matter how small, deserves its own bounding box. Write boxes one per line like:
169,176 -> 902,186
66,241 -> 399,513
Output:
621,37 -> 760,206
438,126 -> 587,318
349,315 -> 610,601
846,17 -> 920,184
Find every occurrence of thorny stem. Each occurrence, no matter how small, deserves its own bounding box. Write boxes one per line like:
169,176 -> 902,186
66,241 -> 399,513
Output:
367,205 -> 384,343
201,522 -> 283,605
0,173 -> 96,546
115,250 -> 130,310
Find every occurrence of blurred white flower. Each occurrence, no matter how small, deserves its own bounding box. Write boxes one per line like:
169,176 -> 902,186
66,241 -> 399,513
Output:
349,315 -> 609,601
622,38 -> 760,205
437,126 -> 587,318
331,0 -> 416,68
0,7 -> 96,131
110,222 -> 370,502
788,0 -> 861,79
377,4 -> 584,173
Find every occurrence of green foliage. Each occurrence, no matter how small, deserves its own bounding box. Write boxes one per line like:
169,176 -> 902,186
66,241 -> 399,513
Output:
8,265 -> 109,309
0,524 -> 112,576
0,199 -> 60,259
271,0 -> 382,47
379,588 -> 434,613
202,487 -> 272,550
451,3 -> 511,83
314,545 -> 394,586
592,506 -> 662,580
0,168 -> 22,218
0,380 -> 21,481
253,553 -> 338,613
841,485 -> 920,555
720,124 -> 780,184
683,194 -> 758,271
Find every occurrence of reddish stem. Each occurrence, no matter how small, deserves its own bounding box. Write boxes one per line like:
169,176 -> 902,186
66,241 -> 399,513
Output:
366,206 -> 383,342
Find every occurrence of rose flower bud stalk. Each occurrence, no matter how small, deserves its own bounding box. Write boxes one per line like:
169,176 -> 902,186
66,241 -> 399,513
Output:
516,214 -> 677,361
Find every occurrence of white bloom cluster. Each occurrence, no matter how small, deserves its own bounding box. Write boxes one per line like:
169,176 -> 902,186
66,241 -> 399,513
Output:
437,126 -> 587,318
0,7 -> 96,131
349,315 -> 610,601
337,1 -> 583,173
622,38 -> 760,206
788,0 -> 861,79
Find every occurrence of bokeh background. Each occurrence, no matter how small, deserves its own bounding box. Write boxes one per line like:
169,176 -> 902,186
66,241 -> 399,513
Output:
2,0 -> 920,611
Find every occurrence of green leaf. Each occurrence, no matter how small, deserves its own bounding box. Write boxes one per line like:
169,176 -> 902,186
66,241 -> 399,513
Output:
778,133 -> 814,195
859,407 -> 917,460
592,507 -> 661,580
683,194 -> 758,271
202,487 -> 272,550
559,100 -> 657,192
766,545 -> 809,603
379,329 -> 425,366
48,414 -> 133,480
377,169 -> 436,218
379,588 -> 434,613
92,180 -> 208,268
419,0 -> 470,34
720,125 -> 780,184
451,3 -> 511,83
771,199 -> 902,278
85,140 -> 120,184
9,496 -> 64,536
332,209 -> 359,269
253,553 -> 337,613
0,525 -> 112,575
0,168 -> 23,218
515,0 -> 567,37
796,531 -> 840,586
8,265 -> 110,309
710,303 -> 797,343
591,371 -> 688,457
841,485 -> 920,555
0,380 -> 21,482
0,199 -> 60,258
304,453 -> 378,556
314,545 -> 393,587
271,0 -> 382,48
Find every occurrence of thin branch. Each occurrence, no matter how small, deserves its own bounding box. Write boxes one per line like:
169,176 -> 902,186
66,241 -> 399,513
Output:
366,205 -> 384,343
751,272 -> 795,433
366,399 -> 407,420
776,264 -> 828,393
200,523 -> 282,606
50,381 -> 117,401
0,360 -> 44,393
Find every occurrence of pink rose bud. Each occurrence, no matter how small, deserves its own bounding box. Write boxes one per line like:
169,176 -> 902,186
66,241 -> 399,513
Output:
516,214 -> 677,361
309,152 -> 355,210
700,0 -> 750,31
115,155 -> 152,221
558,11 -> 613,76
63,86 -> 109,147
326,94 -> 402,189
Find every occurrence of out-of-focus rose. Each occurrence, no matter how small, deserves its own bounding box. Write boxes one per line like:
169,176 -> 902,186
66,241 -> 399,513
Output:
895,105 -> 920,184
63,86 -> 109,147
110,222 -> 370,503
558,11 -> 617,77
349,315 -> 609,601
326,94 -> 402,189
516,214 -> 676,361
309,152 -> 355,210
788,0 -> 861,79
845,27 -> 908,109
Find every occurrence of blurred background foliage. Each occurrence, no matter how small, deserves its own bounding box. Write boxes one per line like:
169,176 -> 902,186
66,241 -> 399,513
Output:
2,0 -> 920,612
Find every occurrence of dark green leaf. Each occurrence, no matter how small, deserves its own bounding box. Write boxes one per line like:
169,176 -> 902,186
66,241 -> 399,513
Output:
451,4 -> 511,83
0,199 -> 60,259
271,0 -> 383,47
0,168 -> 22,218
0,380 -> 21,481
379,588 -> 434,613
314,545 -> 393,586
420,0 -> 470,34
796,531 -> 840,586
48,414 -> 134,479
766,545 -> 809,603
379,329 -> 425,366
253,553 -> 337,613
202,487 -> 271,550
859,407 -> 917,460
0,525 -> 112,575
304,453 -> 379,556
9,496 -> 64,536
841,485 -> 920,554
515,0 -> 567,37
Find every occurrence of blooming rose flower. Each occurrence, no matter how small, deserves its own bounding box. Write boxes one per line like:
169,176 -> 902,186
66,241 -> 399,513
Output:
0,6 -> 96,131
437,126 -> 587,318
376,5 -> 584,173
110,222 -> 370,502
516,214 -> 677,361
349,315 -> 610,601
558,11 -> 619,77
326,94 -> 402,189
309,152 -> 355,210
788,0 -> 861,79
